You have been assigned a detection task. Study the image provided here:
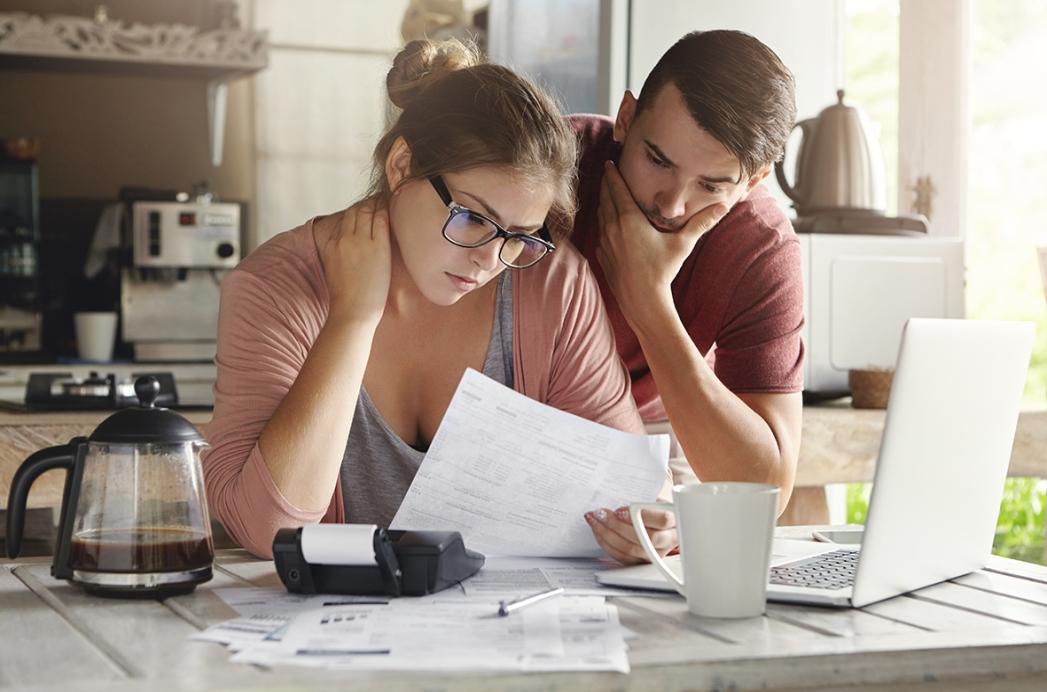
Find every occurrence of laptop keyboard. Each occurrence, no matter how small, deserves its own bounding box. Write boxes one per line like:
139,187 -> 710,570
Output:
769,549 -> 859,591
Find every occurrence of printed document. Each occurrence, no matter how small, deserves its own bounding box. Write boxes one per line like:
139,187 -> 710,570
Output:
191,588 -> 389,650
391,368 -> 669,557
227,595 -> 630,673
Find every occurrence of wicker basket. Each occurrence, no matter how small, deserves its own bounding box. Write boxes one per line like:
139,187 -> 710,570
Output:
848,368 -> 894,409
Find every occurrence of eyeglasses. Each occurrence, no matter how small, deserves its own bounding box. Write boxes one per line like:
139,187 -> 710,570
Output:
428,175 -> 555,269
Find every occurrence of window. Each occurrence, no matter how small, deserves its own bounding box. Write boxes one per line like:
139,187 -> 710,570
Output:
251,0 -> 407,245
844,0 -> 899,216
969,0 -> 1047,403
842,0 -> 1047,564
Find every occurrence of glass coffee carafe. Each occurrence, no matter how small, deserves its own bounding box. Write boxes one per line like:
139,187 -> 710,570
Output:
6,376 -> 214,597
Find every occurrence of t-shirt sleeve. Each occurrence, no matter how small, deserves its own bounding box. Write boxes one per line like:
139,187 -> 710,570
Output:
709,238 -> 805,393
201,269 -> 328,558
544,259 -> 647,435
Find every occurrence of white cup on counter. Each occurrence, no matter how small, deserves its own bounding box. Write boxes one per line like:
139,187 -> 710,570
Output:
74,311 -> 118,362
630,482 -> 780,618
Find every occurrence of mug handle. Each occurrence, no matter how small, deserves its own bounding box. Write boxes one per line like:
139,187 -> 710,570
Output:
629,502 -> 685,597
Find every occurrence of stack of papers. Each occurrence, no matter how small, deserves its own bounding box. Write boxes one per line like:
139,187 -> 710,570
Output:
193,580 -> 631,673
192,369 -> 673,673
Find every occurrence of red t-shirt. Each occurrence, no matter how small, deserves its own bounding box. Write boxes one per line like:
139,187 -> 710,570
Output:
569,115 -> 805,421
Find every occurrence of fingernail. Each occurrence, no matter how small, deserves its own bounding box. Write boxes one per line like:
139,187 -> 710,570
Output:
714,203 -> 729,218
595,509 -> 608,523
616,508 -> 629,521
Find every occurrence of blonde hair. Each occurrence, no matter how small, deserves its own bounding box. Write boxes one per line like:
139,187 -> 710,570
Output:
369,39 -> 578,238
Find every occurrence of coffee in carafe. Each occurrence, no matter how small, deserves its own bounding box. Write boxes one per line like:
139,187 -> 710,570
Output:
69,527 -> 212,573
6,377 -> 214,597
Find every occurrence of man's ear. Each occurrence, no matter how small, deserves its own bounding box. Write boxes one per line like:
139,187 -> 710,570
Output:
613,91 -> 638,144
746,164 -> 773,192
385,136 -> 412,193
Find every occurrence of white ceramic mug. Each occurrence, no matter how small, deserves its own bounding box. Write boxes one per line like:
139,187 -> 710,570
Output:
74,311 -> 118,362
631,482 -> 780,618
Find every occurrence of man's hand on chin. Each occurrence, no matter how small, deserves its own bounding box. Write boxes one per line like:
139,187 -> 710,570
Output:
596,161 -> 726,324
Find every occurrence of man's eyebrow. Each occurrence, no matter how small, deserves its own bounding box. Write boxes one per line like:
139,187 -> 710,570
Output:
456,189 -> 543,232
645,139 -> 677,168
645,139 -> 739,185
699,174 -> 738,185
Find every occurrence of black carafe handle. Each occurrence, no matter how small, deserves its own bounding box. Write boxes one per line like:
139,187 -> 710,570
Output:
5,440 -> 80,559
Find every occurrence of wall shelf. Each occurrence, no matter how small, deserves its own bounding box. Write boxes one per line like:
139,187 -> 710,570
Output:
0,11 -> 268,166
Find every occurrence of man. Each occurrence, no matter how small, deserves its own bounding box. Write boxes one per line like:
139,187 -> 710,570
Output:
577,30 -> 804,562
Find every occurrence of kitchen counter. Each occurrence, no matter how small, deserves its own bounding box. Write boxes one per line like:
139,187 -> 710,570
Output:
778,405 -> 1047,536
3,404 -> 1046,515
795,404 -> 1047,484
0,363 -> 217,409
0,408 -> 213,514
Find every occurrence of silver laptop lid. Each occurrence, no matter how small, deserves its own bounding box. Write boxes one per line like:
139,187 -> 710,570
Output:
852,318 -> 1034,607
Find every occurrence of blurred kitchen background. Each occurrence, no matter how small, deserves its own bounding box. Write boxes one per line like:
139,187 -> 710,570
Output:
1,1 -> 1045,558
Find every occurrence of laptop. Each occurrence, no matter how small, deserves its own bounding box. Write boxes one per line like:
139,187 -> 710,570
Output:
598,318 -> 1035,608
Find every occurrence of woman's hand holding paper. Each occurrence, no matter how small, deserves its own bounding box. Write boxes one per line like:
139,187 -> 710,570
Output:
585,505 -> 677,565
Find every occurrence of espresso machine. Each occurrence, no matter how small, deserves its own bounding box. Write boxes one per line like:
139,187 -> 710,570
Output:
121,194 -> 241,362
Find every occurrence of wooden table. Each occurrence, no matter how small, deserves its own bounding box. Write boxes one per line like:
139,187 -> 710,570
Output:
4,527 -> 1047,691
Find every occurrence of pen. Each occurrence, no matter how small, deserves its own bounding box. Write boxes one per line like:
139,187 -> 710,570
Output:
497,587 -> 565,617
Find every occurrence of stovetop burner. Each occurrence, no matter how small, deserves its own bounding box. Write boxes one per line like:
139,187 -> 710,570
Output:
25,371 -> 179,410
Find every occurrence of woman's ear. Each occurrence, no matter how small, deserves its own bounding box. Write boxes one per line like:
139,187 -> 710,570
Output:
385,136 -> 413,194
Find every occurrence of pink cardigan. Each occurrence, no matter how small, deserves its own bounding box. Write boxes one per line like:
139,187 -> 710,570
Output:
202,218 -> 644,557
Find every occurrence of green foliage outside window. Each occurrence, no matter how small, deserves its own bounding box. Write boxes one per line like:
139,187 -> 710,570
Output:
845,479 -> 1046,565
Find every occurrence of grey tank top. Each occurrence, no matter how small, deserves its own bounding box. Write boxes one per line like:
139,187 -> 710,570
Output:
339,271 -> 514,526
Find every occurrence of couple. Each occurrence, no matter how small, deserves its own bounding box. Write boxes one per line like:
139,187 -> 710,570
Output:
203,31 -> 804,564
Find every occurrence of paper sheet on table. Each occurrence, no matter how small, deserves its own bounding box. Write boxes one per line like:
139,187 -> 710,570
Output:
391,368 -> 669,557
229,596 -> 629,673
191,588 -> 390,649
463,556 -> 674,597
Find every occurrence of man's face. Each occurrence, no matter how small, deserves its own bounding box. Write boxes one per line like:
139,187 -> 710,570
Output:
613,82 -> 770,232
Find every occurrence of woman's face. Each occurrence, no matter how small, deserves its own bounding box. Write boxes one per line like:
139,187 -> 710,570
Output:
387,159 -> 554,307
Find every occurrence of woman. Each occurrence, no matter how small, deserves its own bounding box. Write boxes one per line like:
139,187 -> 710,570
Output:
203,39 -> 675,561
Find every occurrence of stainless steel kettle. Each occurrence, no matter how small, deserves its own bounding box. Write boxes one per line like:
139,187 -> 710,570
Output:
775,89 -> 887,217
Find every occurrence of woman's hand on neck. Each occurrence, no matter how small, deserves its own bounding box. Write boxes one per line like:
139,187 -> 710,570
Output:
319,198 -> 392,330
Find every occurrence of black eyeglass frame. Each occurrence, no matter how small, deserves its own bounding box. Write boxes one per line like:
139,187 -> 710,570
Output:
427,174 -> 556,269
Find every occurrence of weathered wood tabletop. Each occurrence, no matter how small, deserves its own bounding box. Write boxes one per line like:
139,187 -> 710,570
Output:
3,526 -> 1047,691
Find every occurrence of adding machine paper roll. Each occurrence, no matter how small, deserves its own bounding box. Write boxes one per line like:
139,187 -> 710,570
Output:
299,524 -> 379,566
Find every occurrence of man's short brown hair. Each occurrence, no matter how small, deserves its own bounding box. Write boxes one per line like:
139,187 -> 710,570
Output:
636,30 -> 796,179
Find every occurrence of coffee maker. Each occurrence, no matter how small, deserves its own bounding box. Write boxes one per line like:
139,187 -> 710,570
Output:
121,192 -> 241,362
7,376 -> 214,597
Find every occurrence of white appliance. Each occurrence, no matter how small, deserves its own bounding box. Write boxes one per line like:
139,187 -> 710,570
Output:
799,232 -> 965,394
123,200 -> 242,362
130,201 -> 240,269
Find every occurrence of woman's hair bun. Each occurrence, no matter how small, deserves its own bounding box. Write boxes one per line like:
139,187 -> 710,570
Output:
387,38 -> 481,110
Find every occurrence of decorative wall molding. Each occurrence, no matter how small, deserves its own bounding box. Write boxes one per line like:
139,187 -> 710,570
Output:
0,11 -> 267,70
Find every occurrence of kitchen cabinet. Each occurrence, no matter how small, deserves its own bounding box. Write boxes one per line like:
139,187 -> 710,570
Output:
0,10 -> 268,166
